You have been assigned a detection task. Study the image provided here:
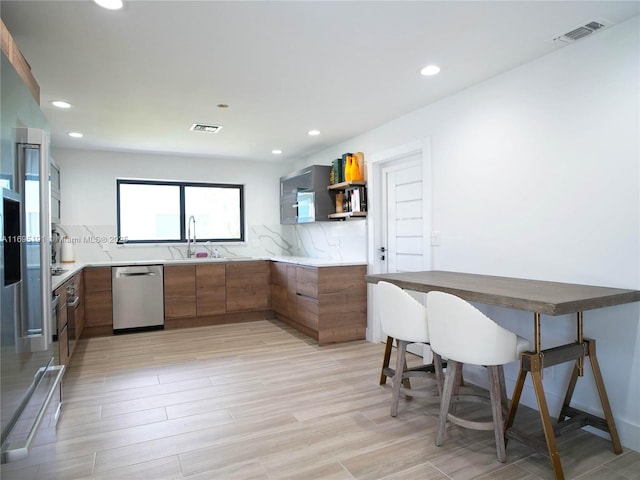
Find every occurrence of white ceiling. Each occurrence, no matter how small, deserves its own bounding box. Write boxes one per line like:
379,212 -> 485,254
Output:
2,1 -> 638,163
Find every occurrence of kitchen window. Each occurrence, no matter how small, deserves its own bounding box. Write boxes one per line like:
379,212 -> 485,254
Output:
116,180 -> 244,243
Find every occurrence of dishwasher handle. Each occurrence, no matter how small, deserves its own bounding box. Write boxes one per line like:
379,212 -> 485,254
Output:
113,265 -> 163,279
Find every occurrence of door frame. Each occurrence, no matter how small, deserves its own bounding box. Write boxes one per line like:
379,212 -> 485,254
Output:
365,138 -> 433,343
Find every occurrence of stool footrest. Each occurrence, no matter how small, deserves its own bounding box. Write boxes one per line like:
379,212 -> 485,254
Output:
452,392 -> 490,405
446,413 -> 495,431
383,363 -> 440,383
399,384 -> 439,398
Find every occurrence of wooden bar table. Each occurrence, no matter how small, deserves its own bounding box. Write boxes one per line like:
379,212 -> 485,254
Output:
365,270 -> 640,480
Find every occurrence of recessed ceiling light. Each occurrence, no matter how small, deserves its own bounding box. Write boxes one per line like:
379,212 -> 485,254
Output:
272,149 -> 283,155
307,129 -> 321,136
94,0 -> 123,10
68,132 -> 83,138
420,65 -> 441,76
52,100 -> 71,109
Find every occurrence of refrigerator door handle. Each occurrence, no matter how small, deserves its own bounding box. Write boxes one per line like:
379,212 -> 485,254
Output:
0,365 -> 64,464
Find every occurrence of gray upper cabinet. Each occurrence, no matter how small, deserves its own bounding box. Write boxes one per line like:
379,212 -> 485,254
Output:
280,165 -> 333,224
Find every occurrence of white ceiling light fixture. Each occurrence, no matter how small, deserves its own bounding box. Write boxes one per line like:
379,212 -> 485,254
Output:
420,65 -> 441,76
93,0 -> 123,10
52,100 -> 71,109
68,132 -> 83,138
272,149 -> 283,155
307,129 -> 320,136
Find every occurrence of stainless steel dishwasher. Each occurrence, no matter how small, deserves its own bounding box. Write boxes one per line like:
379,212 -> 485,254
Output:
112,265 -> 164,332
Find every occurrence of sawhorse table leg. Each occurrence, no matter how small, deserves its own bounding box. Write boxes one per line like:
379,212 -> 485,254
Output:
505,339 -> 622,480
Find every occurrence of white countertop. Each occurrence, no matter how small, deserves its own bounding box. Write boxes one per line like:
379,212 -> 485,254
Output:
51,256 -> 366,290
270,256 -> 367,267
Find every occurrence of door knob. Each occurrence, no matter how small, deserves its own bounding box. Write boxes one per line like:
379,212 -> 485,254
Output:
378,246 -> 386,260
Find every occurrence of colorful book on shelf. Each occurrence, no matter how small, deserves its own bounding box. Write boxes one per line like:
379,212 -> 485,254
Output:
331,158 -> 343,184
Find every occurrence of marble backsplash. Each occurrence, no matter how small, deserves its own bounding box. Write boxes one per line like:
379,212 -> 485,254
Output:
52,220 -> 367,264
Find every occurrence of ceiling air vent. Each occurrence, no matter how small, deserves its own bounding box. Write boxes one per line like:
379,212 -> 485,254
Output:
190,123 -> 223,133
552,20 -> 609,46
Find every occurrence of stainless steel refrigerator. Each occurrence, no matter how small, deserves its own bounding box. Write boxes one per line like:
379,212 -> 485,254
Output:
1,54 -> 64,465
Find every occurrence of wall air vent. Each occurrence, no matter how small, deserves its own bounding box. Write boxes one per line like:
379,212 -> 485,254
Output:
552,19 -> 609,46
190,123 -> 223,133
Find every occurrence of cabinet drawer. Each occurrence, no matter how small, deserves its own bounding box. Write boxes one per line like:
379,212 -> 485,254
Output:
318,265 -> 367,294
226,261 -> 269,287
296,294 -> 318,331
296,266 -> 318,298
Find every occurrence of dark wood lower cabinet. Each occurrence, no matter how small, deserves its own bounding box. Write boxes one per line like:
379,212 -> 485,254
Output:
71,260 -> 366,345
164,261 -> 271,329
83,266 -> 113,338
164,265 -> 197,319
196,264 -> 226,316
272,263 -> 367,345
226,261 -> 270,312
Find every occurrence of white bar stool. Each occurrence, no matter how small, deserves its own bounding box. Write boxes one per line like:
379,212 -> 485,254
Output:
376,281 -> 443,416
426,290 -> 531,462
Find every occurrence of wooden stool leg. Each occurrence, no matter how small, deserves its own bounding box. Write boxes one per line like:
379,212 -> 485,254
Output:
391,340 -> 408,417
380,336 -> 411,389
436,360 -> 460,446
488,365 -> 507,462
380,336 -> 394,385
433,352 -> 444,397
498,364 -> 508,418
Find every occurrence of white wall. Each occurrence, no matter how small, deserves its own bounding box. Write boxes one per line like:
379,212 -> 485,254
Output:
52,148 -> 368,263
52,149 -> 295,260
302,17 -> 640,450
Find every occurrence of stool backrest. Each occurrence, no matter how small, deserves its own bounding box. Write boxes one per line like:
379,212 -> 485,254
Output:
426,290 -> 518,366
376,281 -> 429,343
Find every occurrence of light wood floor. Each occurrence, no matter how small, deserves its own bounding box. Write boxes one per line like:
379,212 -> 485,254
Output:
2,320 -> 638,480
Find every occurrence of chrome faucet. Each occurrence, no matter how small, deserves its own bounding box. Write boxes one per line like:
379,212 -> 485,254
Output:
186,215 -> 197,258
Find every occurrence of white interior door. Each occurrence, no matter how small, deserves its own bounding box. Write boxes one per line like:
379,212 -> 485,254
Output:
382,160 -> 424,275
381,157 -> 426,357
366,139 -> 432,349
